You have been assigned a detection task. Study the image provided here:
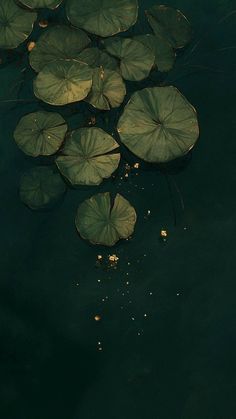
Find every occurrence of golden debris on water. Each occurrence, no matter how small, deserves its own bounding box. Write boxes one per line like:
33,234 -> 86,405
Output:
94,315 -> 101,322
88,116 -> 96,125
160,229 -> 168,242
39,20 -> 48,28
27,41 -> 36,52
108,254 -> 119,268
133,162 -> 139,169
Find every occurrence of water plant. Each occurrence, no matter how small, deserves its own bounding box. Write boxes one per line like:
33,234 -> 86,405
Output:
1,0 -> 201,246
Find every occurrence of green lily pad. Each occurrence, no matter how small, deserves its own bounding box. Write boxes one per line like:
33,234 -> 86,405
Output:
0,0 -> 37,49
75,192 -> 137,246
134,34 -> 175,72
14,111 -> 67,157
117,86 -> 199,163
104,37 -> 155,81
146,5 -> 192,49
86,67 -> 126,110
56,127 -> 120,185
66,0 -> 138,37
19,0 -> 62,9
33,59 -> 93,106
20,166 -> 66,210
78,47 -> 119,71
29,25 -> 90,72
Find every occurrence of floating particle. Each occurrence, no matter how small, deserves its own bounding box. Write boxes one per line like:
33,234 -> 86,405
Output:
144,314 -> 147,318
160,229 -> 168,242
133,163 -> 140,169
39,20 -> 48,28
131,316 -> 135,321
94,315 -> 101,321
149,292 -> 153,296
27,41 -> 36,52
97,255 -> 103,260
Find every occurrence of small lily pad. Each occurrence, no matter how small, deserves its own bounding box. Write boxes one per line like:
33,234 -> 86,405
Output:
104,37 -> 155,81
56,127 -> 120,185
86,67 -> 126,110
19,0 -> 62,9
33,59 -> 93,106
75,192 -> 137,246
20,166 -> 66,210
66,0 -> 138,37
29,25 -> 91,72
0,0 -> 37,49
134,34 -> 175,72
146,5 -> 192,49
78,47 -> 119,71
14,111 -> 67,157
117,86 -> 199,163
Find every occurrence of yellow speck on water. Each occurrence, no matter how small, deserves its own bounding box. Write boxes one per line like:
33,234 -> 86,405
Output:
160,229 -> 168,238
27,41 -> 36,52
94,315 -> 101,321
97,255 -> 103,260
133,162 -> 140,169
108,254 -> 119,263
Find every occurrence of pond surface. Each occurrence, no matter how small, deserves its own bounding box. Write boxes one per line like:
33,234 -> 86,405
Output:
1,0 -> 236,418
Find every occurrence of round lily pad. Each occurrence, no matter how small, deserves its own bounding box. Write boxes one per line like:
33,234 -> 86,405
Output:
104,37 -> 155,81
75,192 -> 137,246
66,0 -> 138,37
29,25 -> 91,72
20,166 -> 66,210
19,0 -> 62,9
146,5 -> 192,49
33,59 -> 93,106
134,34 -> 175,73
14,111 -> 67,157
78,47 -> 119,71
0,0 -> 37,49
56,127 -> 120,185
117,86 -> 199,163
86,67 -> 126,110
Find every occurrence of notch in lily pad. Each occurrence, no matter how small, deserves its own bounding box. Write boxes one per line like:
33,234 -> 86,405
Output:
0,0 -> 37,49
14,111 -> 67,157
75,192 -> 137,246
20,166 -> 66,210
19,0 -> 63,9
56,127 -> 120,186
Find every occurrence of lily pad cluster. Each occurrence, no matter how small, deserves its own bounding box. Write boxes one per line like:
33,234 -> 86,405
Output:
4,0 -> 200,246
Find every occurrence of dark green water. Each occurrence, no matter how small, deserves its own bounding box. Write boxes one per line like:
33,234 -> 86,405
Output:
1,1 -> 236,418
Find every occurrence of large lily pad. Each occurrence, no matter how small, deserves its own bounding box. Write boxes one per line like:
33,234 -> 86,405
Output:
75,192 -> 137,246
66,0 -> 138,37
29,25 -> 90,72
78,47 -> 119,71
0,0 -> 37,49
19,0 -> 62,9
56,127 -> 120,185
86,67 -> 126,110
117,86 -> 199,163
134,34 -> 175,73
104,37 -> 155,81
20,166 -> 66,210
146,5 -> 192,49
33,59 -> 93,106
14,111 -> 67,157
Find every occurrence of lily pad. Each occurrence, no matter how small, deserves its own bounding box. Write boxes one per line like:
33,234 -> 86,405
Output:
19,0 -> 62,9
66,0 -> 138,37
56,127 -> 120,185
0,0 -> 37,49
146,5 -> 192,49
29,25 -> 91,72
134,34 -> 175,72
117,86 -> 199,163
33,59 -> 93,106
86,67 -> 126,110
78,47 -> 119,71
20,166 -> 66,210
14,111 -> 67,157
75,192 -> 137,246
104,37 -> 155,81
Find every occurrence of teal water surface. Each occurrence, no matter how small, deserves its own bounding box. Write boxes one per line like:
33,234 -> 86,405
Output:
1,1 -> 236,418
